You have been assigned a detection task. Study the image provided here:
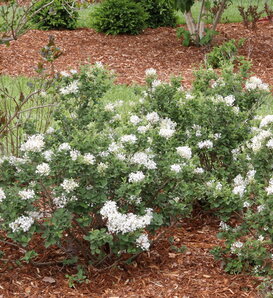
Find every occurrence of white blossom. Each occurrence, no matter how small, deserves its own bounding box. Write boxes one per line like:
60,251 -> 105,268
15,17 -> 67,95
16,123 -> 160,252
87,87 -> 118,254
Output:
260,115 -> 273,128
131,152 -> 157,170
130,115 -> 141,125
60,71 -> 70,77
145,68 -> 157,76
104,103 -> 116,112
265,178 -> 273,195
194,167 -> 204,174
245,76 -> 269,91
36,163 -> 50,176
46,127 -> 55,134
83,153 -> 95,165
176,146 -> 192,159
198,140 -> 213,149
98,162 -> 108,172
100,201 -> 153,234
60,80 -> 79,95
137,125 -> 151,134
128,171 -> 145,183
230,241 -> 244,253
243,201 -> 250,208
108,142 -> 123,153
136,234 -> 150,250
170,164 -> 181,173
146,112 -> 160,123
61,179 -> 79,193
9,215 -> 34,233
58,143 -> 71,151
18,189 -> 35,200
70,149 -> 80,161
257,205 -> 265,213
219,221 -> 229,231
20,134 -> 45,153
159,118 -> 176,139
42,150 -> 54,162
0,188 -> 6,202
120,134 -> 137,144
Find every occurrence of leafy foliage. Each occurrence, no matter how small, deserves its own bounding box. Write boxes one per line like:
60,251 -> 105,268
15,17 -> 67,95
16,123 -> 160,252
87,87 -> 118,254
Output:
134,0 -> 177,28
90,0 -> 148,35
30,0 -> 79,30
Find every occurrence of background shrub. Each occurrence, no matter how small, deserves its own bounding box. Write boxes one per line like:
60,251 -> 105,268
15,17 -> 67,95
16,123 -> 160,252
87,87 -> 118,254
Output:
90,0 -> 148,35
31,0 -> 79,30
134,0 -> 177,28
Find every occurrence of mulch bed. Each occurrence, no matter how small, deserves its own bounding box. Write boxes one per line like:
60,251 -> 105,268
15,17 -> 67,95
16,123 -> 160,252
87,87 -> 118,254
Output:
0,22 -> 272,87
0,214 -> 261,297
0,21 -> 272,297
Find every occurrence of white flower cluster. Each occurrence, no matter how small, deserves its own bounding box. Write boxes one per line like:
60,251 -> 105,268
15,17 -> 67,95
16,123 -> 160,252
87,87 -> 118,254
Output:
176,146 -> 192,159
198,140 -> 213,149
131,152 -> 156,170
43,150 -> 54,162
151,79 -> 162,90
9,215 -> 34,233
18,189 -> 35,200
265,178 -> 273,195
170,164 -> 182,173
70,149 -> 80,161
159,118 -> 176,139
248,129 -> 272,152
194,167 -> 204,174
146,112 -> 160,123
137,124 -> 151,134
136,233 -> 150,250
245,76 -> 269,91
61,178 -> 79,193
36,163 -> 50,176
0,188 -> 6,202
60,80 -> 79,95
206,180 -> 222,191
100,201 -> 153,234
130,115 -> 141,125
120,134 -> 137,144
232,170 -> 256,197
83,153 -> 95,165
145,68 -> 157,77
260,115 -> 273,128
212,94 -> 236,107
230,241 -> 243,254
53,194 -> 78,208
20,134 -> 45,153
128,171 -> 145,183
108,142 -> 123,153
58,143 -> 71,151
219,221 -> 229,231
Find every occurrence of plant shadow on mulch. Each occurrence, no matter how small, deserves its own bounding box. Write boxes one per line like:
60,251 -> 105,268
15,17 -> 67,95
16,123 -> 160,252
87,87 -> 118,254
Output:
0,211 -> 261,297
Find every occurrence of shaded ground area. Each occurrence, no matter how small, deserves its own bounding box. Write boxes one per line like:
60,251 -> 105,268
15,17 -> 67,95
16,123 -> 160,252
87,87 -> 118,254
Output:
0,22 -> 272,87
0,214 -> 260,297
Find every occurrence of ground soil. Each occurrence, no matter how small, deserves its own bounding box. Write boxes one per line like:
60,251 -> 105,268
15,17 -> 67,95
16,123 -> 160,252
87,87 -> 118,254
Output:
0,21 -> 272,297
0,22 -> 272,87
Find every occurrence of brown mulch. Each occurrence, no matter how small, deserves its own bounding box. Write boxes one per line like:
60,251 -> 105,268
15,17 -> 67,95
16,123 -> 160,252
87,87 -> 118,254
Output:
0,22 -> 272,87
0,214 -> 261,297
0,22 -> 272,297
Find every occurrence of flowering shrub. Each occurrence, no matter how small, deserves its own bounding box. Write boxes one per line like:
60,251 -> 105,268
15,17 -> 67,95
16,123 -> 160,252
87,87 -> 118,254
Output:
0,61 -> 272,273
211,115 -> 273,275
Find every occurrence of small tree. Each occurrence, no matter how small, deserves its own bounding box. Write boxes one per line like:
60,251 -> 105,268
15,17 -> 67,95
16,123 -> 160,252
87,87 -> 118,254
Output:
174,0 -> 231,46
